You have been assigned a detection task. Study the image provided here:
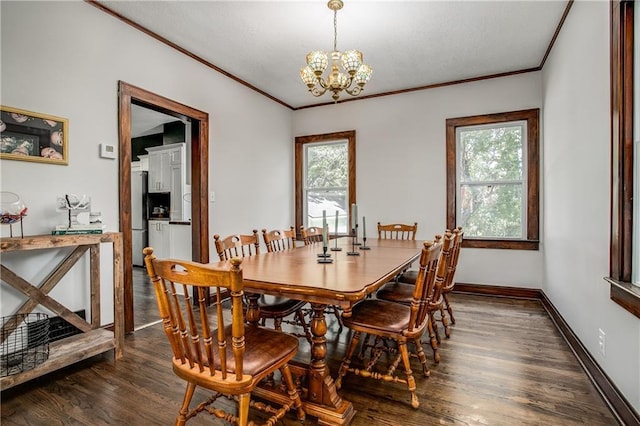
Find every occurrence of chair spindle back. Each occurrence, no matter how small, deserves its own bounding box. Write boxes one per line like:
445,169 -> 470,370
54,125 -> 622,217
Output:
214,230 -> 260,261
262,226 -> 297,252
300,226 -> 324,245
409,233 -> 452,333
143,248 -> 247,383
377,222 -> 418,240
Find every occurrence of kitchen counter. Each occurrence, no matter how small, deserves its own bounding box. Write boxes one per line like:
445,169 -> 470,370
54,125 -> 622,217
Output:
169,220 -> 191,225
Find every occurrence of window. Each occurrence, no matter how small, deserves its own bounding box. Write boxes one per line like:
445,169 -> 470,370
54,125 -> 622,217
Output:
295,131 -> 356,236
609,0 -> 640,318
446,109 -> 540,250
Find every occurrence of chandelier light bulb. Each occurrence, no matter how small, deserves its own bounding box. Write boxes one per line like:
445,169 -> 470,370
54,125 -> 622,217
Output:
306,51 -> 329,75
341,50 -> 363,74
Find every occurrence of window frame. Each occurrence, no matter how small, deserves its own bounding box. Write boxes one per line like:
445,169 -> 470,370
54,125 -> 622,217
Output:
446,109 -> 540,250
295,130 -> 356,238
608,0 -> 640,318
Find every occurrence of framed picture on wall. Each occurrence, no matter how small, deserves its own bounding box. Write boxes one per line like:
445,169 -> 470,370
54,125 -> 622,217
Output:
0,105 -> 68,165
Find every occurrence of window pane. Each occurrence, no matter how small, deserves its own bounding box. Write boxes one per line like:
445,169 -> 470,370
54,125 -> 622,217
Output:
459,183 -> 523,238
306,190 -> 348,234
306,143 -> 347,189
459,124 -> 524,182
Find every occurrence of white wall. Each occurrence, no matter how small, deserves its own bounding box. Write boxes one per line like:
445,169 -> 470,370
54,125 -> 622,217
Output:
0,1 -> 294,322
293,73 -> 544,288
542,0 -> 639,412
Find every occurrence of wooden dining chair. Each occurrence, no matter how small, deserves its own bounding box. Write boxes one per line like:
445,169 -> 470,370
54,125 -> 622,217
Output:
299,225 -> 344,332
394,227 -> 463,338
142,248 -> 305,426
377,222 -> 418,240
213,230 -> 261,260
262,226 -> 298,251
259,227 -> 312,343
214,230 -> 311,344
299,226 -> 324,245
335,235 -> 449,409
377,222 -> 418,282
374,233 -> 453,362
440,227 -> 464,336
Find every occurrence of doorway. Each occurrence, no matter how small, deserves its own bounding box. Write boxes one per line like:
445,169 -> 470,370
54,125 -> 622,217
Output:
118,81 -> 209,333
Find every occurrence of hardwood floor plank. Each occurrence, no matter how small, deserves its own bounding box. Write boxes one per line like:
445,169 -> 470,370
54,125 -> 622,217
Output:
1,293 -> 619,425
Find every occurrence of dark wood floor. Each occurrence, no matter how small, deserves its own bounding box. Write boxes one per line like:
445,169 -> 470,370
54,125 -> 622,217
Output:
133,266 -> 161,329
1,293 -> 618,425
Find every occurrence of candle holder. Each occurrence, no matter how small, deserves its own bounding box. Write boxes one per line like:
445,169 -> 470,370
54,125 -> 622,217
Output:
317,245 -> 334,263
359,236 -> 371,250
353,224 -> 361,245
347,228 -> 360,256
330,234 -> 342,251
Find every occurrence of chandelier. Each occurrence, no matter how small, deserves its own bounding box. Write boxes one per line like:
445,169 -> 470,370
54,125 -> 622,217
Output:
300,0 -> 372,103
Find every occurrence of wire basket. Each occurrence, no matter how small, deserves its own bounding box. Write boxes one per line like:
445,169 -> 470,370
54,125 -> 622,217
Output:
1,313 -> 50,377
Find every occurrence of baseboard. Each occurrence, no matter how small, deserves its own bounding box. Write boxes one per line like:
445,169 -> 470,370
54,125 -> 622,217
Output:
454,282 -> 540,299
539,291 -> 640,426
453,282 -> 640,426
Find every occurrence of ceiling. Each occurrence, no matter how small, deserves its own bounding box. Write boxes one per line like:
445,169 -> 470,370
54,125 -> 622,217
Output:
95,1 -> 569,110
131,104 -> 181,138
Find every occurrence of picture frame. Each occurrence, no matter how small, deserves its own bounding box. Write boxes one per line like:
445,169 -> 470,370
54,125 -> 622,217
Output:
0,105 -> 68,165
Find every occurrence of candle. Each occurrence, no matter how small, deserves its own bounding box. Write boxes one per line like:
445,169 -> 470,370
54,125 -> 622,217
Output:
363,216 -> 366,239
351,203 -> 358,230
322,210 -> 328,248
334,210 -> 339,235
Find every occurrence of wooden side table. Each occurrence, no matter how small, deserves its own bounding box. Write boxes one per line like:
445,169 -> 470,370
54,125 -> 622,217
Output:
0,232 -> 124,390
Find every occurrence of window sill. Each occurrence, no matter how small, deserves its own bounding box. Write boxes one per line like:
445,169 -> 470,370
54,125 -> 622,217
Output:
462,239 -> 539,250
605,278 -> 640,319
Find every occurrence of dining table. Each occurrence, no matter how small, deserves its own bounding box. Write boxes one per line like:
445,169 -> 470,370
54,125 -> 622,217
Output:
217,236 -> 423,425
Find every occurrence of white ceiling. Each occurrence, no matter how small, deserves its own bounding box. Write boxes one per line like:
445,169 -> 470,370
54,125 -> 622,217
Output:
131,104 -> 181,138
97,1 -> 569,109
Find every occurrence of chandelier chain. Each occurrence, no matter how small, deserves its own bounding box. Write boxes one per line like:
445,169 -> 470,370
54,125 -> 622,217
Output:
333,9 -> 338,52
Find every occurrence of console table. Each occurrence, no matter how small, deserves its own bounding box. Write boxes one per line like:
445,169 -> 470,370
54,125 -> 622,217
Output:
0,233 -> 124,390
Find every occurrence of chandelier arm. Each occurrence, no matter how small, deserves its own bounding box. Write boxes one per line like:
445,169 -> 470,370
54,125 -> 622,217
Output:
344,85 -> 363,97
309,86 -> 328,97
316,78 -> 330,90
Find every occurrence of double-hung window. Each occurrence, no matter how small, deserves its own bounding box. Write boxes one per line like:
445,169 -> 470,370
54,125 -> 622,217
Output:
446,109 -> 539,250
295,131 -> 356,236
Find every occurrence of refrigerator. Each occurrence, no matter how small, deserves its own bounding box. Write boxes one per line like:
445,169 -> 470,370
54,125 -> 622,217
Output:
131,171 -> 148,266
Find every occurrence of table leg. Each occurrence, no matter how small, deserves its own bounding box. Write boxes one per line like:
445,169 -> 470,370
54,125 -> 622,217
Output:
302,303 -> 355,425
251,299 -> 355,424
245,293 -> 261,325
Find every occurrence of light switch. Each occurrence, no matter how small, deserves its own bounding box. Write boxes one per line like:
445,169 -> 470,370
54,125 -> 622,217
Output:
209,191 -> 215,203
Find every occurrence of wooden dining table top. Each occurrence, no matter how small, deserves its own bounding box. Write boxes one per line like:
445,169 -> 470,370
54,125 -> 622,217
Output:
216,238 -> 423,307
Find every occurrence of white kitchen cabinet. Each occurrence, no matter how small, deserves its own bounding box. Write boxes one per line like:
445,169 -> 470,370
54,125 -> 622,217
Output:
146,143 -> 188,220
137,154 -> 149,171
170,223 -> 192,261
148,220 -> 171,259
146,147 -> 172,193
170,163 -> 184,221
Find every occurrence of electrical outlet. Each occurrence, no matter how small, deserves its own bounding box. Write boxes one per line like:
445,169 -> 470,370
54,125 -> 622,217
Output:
598,328 -> 606,357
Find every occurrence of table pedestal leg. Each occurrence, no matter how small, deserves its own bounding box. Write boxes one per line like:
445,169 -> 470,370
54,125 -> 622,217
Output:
252,301 -> 355,425
302,303 -> 355,425
245,293 -> 261,325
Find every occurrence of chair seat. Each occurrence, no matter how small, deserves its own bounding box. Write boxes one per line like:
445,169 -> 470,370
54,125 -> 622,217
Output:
257,295 -> 307,318
376,282 -> 414,304
342,299 -> 411,335
202,324 -> 299,376
398,269 -> 418,285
